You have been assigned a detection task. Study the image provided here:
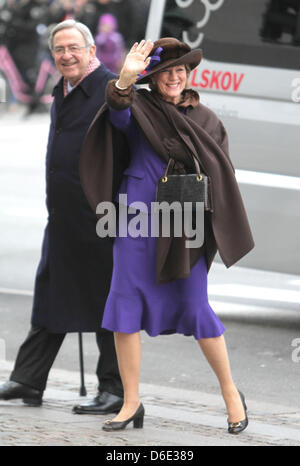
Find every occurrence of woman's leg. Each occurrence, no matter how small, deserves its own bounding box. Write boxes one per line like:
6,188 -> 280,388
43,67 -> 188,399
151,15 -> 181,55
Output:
111,331 -> 142,421
198,335 -> 246,423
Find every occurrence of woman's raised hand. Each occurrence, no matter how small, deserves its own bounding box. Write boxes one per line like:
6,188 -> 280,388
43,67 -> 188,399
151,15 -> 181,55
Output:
118,40 -> 154,88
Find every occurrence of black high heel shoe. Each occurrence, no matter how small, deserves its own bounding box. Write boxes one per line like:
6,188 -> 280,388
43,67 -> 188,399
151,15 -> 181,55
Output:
227,391 -> 248,434
102,403 -> 145,431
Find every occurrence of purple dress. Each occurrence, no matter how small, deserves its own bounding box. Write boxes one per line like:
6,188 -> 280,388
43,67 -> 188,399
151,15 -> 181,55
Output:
101,106 -> 225,340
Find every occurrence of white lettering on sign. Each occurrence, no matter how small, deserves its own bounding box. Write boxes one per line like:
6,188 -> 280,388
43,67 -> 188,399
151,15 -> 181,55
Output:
175,0 -> 225,48
190,68 -> 244,92
291,77 -> 300,103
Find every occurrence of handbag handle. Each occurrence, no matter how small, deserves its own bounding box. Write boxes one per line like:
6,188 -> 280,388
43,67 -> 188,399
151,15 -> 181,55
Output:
161,155 -> 203,183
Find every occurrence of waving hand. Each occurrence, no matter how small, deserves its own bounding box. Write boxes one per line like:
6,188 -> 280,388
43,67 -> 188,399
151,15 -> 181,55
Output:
118,40 -> 154,88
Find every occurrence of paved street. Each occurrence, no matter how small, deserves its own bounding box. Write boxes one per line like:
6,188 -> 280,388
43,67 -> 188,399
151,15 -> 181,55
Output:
1,359 -> 300,447
1,109 -> 300,446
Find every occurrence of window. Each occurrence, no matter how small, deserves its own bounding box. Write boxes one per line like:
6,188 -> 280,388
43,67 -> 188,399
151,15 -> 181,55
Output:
161,0 -> 300,70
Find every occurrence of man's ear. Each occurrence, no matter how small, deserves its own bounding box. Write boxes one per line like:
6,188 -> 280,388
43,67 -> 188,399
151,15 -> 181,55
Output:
89,44 -> 97,59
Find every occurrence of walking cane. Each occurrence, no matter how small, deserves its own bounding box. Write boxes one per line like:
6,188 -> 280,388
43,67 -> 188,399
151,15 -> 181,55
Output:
78,332 -> 87,396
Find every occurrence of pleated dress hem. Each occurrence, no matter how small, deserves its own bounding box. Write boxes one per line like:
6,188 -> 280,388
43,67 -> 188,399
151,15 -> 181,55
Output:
102,289 -> 226,340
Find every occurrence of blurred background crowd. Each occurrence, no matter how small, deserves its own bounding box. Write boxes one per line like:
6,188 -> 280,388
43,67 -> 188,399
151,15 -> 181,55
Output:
0,0 -> 151,114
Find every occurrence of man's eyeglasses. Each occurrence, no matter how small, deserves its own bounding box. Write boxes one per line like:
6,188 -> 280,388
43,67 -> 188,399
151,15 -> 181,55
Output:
52,45 -> 90,56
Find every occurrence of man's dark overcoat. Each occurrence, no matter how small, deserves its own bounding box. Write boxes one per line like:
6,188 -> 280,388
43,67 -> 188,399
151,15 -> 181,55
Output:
31,64 -> 128,333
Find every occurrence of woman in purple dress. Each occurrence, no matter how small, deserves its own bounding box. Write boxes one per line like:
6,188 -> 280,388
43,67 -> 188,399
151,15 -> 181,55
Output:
81,38 -> 254,434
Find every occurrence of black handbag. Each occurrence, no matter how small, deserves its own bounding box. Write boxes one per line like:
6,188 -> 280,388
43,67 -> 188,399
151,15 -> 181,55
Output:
156,156 -> 213,212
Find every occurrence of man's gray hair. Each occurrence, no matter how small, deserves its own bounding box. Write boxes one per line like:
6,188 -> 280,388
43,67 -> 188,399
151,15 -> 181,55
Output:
48,19 -> 95,50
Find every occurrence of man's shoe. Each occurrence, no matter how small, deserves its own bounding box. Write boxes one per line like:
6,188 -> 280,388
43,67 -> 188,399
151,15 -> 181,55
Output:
72,391 -> 123,415
0,381 -> 43,406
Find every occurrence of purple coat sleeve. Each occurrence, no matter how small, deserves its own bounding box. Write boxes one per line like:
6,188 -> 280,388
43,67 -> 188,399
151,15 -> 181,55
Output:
106,79 -> 135,135
108,106 -> 132,135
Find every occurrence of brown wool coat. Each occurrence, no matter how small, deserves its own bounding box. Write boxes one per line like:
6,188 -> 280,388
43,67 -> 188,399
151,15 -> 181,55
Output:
79,81 -> 254,284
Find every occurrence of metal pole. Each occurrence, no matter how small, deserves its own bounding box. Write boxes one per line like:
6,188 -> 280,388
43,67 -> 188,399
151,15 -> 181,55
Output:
78,332 -> 87,396
145,0 -> 167,41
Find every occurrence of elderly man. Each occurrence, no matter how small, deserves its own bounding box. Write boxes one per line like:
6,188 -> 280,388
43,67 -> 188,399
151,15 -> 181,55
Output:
0,20 -> 128,414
